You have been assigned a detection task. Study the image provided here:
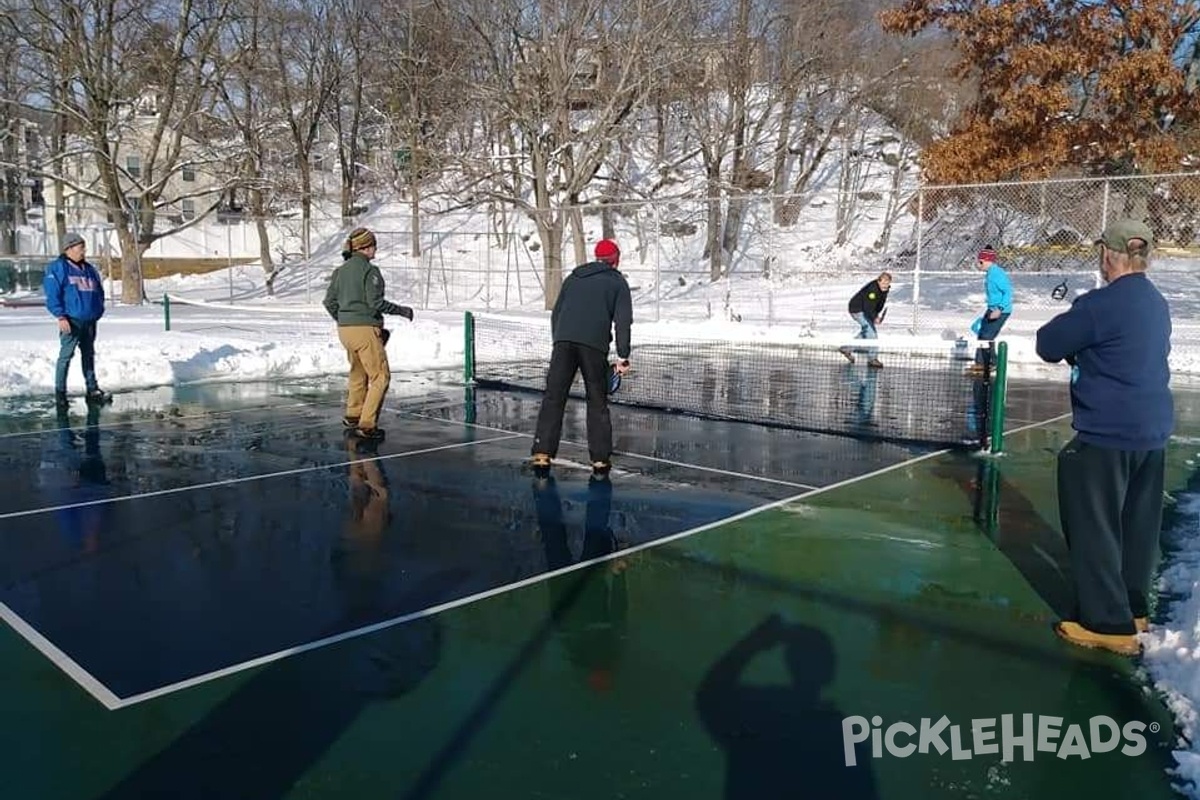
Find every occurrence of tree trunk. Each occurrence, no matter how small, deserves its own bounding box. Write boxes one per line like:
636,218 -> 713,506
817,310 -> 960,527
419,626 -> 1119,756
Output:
538,221 -> 564,310
299,164 -> 313,259
721,199 -> 746,267
568,200 -> 585,266
705,168 -> 723,281
252,187 -> 276,295
117,224 -> 144,304
771,82 -> 799,224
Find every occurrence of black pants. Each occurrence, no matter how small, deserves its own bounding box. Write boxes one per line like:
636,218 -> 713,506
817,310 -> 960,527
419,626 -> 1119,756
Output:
531,342 -> 612,463
1057,436 -> 1165,634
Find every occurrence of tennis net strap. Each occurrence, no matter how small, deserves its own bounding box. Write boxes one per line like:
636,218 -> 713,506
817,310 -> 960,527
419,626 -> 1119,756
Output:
464,312 -> 1000,449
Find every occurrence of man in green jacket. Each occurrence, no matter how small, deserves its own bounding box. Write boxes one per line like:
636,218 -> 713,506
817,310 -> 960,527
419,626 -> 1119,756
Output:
323,227 -> 414,440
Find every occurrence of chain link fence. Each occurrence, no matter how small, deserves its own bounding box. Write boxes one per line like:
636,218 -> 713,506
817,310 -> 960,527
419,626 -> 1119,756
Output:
903,171 -> 1200,340
3,172 -> 1196,347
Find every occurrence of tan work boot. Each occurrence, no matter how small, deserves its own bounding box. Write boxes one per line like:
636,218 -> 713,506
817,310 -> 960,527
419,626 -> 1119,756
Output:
1054,621 -> 1140,656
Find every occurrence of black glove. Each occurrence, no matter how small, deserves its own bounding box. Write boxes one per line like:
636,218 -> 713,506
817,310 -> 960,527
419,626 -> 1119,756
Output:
380,327 -> 391,346
398,306 -> 414,321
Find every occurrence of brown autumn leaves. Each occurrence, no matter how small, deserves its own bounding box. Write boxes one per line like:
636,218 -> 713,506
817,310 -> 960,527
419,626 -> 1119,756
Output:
879,0 -> 1200,183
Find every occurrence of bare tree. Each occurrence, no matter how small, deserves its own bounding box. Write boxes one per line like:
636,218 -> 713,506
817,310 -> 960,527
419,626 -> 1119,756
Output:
265,0 -> 339,258
0,27 -> 32,254
217,0 -> 284,290
441,0 -> 680,309
325,0 -> 373,224
14,0 -> 236,304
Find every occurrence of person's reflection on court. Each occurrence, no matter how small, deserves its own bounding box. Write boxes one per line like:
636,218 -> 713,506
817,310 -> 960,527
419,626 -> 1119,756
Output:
332,437 -> 392,624
696,614 -> 878,799
41,404 -> 109,552
533,474 -> 629,693
854,366 -> 879,425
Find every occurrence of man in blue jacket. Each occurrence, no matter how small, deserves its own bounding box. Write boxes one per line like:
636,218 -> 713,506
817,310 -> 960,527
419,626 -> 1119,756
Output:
44,232 -> 110,407
1035,218 -> 1172,656
969,246 -> 1013,374
530,239 -> 633,476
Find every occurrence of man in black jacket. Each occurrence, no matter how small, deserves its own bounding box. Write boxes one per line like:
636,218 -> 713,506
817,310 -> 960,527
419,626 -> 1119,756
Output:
530,239 -> 633,475
839,272 -> 891,368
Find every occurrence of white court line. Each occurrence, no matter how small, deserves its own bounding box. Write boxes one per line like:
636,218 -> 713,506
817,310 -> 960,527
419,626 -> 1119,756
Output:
0,601 -> 122,710
0,433 -> 524,522
0,397 -> 321,441
997,412 -> 1071,439
401,410 -> 821,491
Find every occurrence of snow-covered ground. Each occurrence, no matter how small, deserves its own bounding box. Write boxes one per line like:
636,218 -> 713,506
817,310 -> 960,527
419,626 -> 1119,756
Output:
4,205 -> 1200,796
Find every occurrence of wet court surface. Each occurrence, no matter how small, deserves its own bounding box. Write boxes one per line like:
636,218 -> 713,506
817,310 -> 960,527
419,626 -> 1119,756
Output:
2,376 -> 1199,799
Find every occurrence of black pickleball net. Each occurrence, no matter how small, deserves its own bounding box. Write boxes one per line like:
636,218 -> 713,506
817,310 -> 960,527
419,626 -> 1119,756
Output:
465,312 -> 997,449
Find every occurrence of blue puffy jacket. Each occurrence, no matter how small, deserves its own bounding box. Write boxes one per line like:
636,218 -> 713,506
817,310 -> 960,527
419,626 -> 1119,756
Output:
984,264 -> 1013,314
44,255 -> 105,322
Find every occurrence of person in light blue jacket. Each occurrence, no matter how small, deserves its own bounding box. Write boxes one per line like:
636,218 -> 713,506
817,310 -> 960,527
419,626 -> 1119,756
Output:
969,246 -> 1013,371
43,232 -> 110,406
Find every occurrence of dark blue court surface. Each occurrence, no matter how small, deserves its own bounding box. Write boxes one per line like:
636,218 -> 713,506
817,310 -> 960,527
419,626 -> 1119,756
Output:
0,385 -> 939,705
13,377 -> 1200,800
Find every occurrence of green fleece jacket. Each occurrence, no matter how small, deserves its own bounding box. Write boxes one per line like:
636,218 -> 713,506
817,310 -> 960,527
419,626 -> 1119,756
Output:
323,253 -> 412,326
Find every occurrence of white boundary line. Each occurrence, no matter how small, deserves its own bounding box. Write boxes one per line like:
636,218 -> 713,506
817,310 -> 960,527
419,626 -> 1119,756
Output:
0,433 -> 524,522
401,410 -> 820,490
1,601 -> 122,710
0,397 -> 322,441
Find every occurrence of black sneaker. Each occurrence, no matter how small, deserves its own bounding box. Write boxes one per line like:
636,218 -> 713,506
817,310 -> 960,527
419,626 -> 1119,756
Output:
353,427 -> 385,441
592,461 -> 612,477
85,389 -> 112,404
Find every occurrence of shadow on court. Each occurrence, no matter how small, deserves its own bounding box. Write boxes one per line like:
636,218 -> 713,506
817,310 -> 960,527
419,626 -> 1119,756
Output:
395,473 -> 634,800
696,614 -> 879,799
94,446 -> 444,800
933,456 -> 1076,620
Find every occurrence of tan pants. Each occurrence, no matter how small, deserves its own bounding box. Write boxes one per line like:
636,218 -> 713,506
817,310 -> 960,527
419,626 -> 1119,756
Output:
338,325 -> 390,429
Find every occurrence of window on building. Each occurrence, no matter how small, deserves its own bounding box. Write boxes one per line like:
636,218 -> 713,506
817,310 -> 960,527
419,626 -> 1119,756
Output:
126,155 -> 141,179
181,199 -> 195,220
182,165 -> 195,182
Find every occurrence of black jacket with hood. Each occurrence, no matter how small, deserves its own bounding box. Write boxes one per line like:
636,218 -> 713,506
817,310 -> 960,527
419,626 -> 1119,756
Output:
550,261 -> 632,358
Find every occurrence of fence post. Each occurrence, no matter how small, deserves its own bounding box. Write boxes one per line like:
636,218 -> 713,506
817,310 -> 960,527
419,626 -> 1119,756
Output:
463,310 -> 475,385
989,340 -> 1008,454
163,293 -> 171,331
911,187 -> 923,333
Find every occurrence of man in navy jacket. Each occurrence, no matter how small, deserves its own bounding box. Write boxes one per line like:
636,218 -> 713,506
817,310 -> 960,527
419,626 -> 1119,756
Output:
44,232 -> 110,407
1035,218 -> 1172,655
530,239 -> 632,475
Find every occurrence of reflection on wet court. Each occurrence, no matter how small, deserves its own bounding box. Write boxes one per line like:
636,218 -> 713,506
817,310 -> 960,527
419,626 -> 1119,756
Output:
1,374 -> 1198,800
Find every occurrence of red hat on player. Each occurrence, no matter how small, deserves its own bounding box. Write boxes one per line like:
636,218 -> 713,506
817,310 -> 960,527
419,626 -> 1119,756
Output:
595,239 -> 620,265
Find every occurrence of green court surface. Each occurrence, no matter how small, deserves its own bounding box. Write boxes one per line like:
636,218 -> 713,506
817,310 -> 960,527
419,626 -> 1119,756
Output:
2,380 -> 1200,800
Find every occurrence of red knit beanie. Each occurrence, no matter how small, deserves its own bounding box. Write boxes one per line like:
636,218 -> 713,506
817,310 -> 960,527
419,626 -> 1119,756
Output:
595,239 -> 620,264
978,247 -> 997,263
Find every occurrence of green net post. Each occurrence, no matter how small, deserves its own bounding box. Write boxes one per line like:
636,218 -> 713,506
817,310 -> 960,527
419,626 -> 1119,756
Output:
463,311 -> 475,385
989,341 -> 1008,454
464,385 -> 476,426
163,293 -> 171,331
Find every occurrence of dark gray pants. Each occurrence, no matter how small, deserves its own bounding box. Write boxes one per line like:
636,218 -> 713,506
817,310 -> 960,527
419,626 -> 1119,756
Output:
531,342 -> 612,463
1057,436 -> 1165,635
